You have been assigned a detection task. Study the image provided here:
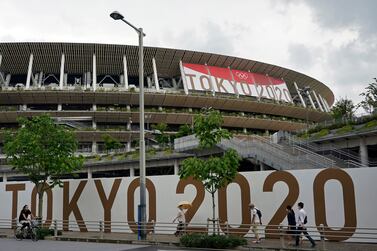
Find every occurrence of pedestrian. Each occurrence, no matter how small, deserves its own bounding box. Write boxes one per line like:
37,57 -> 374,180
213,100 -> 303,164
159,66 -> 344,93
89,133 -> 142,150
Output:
295,202 -> 315,248
173,204 -> 186,236
249,203 -> 261,243
286,205 -> 296,245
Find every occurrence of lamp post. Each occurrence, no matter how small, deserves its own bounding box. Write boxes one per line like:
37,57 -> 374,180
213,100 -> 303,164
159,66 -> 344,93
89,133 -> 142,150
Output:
110,11 -> 147,240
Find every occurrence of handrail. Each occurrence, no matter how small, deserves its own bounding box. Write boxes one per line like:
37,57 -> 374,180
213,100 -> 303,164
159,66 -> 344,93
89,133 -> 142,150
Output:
175,135 -> 337,170
1,218 -> 377,244
285,134 -> 371,167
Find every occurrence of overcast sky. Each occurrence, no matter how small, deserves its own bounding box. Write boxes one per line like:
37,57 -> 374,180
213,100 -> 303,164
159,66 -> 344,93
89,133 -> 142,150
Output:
1,0 -> 376,108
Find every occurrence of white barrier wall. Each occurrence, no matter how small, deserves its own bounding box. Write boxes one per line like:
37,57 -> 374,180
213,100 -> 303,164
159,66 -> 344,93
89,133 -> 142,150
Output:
0,168 -> 376,241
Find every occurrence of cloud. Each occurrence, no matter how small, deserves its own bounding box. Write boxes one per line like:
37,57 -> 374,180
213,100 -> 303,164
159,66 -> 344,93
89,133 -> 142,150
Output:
158,20 -> 235,56
304,0 -> 377,38
288,43 -> 318,70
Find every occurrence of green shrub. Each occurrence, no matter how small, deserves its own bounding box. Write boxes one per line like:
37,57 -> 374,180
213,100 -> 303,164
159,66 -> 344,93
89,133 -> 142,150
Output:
365,120 -> 377,129
147,148 -> 156,157
298,132 -> 310,139
116,154 -> 126,160
131,151 -> 139,159
313,128 -> 329,138
164,148 -> 173,155
37,228 -> 62,239
336,124 -> 353,134
180,234 -> 247,249
36,228 -> 54,240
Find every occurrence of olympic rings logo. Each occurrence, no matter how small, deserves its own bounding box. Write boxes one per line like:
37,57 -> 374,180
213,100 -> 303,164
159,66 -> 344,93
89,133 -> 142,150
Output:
235,71 -> 248,80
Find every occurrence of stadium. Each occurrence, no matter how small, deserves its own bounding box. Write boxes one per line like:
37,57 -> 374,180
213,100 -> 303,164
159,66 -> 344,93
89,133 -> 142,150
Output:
1,43 -> 377,243
0,42 -> 335,180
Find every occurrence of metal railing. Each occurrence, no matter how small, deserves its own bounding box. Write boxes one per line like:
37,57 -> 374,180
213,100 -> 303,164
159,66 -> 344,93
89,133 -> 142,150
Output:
284,134 -> 377,168
1,218 -> 377,247
175,135 -> 336,170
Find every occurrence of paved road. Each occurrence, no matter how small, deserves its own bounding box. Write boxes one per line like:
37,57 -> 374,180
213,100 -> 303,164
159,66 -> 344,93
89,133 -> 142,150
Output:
0,239 -> 152,251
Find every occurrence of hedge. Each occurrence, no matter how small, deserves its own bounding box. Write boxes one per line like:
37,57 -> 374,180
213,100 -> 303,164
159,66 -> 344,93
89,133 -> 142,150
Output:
180,234 -> 247,249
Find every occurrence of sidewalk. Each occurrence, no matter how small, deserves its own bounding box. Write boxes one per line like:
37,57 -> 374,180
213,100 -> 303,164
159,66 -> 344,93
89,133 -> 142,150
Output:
1,228 -> 377,251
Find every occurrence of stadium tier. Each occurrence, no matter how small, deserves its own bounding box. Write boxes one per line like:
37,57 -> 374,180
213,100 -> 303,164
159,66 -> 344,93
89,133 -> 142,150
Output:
0,42 -> 334,154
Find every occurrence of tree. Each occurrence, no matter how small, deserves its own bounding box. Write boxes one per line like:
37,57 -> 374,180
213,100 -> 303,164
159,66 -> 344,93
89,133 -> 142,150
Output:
103,134 -> 123,153
4,115 -> 84,219
175,124 -> 192,138
151,123 -> 170,146
331,98 -> 355,120
359,78 -> 377,114
178,109 -> 240,233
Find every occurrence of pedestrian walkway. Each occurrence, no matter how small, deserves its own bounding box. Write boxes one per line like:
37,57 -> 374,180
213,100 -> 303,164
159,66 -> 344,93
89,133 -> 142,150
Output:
1,228 -> 377,251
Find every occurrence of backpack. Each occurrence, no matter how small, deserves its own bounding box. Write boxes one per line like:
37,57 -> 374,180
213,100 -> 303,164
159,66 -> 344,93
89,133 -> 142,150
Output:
303,216 -> 308,224
255,208 -> 262,223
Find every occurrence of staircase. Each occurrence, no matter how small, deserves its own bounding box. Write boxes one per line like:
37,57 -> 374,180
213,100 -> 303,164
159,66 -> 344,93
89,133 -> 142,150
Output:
55,119 -> 90,130
280,134 -> 372,168
174,135 -> 336,170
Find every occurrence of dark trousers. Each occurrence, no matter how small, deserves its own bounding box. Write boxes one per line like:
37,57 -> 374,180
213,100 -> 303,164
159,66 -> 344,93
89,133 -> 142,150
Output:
174,222 -> 185,236
20,222 -> 30,230
296,226 -> 315,246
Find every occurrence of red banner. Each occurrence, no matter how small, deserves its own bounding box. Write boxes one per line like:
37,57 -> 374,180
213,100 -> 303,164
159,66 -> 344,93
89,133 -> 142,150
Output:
181,63 -> 292,103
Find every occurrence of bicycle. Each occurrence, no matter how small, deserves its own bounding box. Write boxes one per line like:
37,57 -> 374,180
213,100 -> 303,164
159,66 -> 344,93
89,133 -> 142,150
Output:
14,219 -> 39,241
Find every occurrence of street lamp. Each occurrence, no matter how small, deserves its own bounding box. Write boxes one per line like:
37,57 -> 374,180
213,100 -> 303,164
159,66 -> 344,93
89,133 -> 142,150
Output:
110,11 -> 147,240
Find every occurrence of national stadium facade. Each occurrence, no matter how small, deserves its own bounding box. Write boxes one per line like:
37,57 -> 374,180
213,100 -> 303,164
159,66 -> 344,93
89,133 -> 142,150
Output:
0,42 -> 334,179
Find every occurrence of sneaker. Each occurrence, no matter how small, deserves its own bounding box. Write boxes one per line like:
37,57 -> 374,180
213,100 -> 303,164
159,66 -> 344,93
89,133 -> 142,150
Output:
252,240 -> 260,244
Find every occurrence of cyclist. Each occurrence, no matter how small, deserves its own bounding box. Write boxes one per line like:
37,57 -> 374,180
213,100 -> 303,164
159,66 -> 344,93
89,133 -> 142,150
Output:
18,205 -> 34,231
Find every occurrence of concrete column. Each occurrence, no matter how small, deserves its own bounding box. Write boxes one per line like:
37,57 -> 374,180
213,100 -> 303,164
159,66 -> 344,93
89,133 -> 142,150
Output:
322,98 -> 331,112
92,142 -> 97,154
57,104 -> 62,111
5,74 -> 11,87
294,82 -> 306,108
126,142 -> 131,152
59,53 -> 65,90
92,120 -> 97,130
92,104 -> 97,111
123,55 -> 129,90
152,58 -> 160,91
312,90 -> 324,112
87,168 -> 92,179
3,173 -> 7,183
130,168 -> 135,177
306,91 -> 316,109
179,60 -> 189,95
120,74 -> 124,87
22,105 -> 27,111
260,162 -> 265,171
319,94 -> 330,112
174,160 -> 179,175
26,54 -> 34,89
360,137 -> 369,167
38,72 -> 43,87
92,54 -> 97,91
147,77 -> 152,88
172,78 -> 178,89
0,54 -> 2,68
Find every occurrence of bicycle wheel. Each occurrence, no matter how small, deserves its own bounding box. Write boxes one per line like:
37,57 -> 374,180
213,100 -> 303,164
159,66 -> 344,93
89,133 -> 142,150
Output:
31,228 -> 38,241
14,227 -> 23,240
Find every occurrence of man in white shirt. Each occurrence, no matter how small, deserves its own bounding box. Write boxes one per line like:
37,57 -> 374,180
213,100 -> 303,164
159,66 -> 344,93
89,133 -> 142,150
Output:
249,203 -> 261,243
295,202 -> 315,248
